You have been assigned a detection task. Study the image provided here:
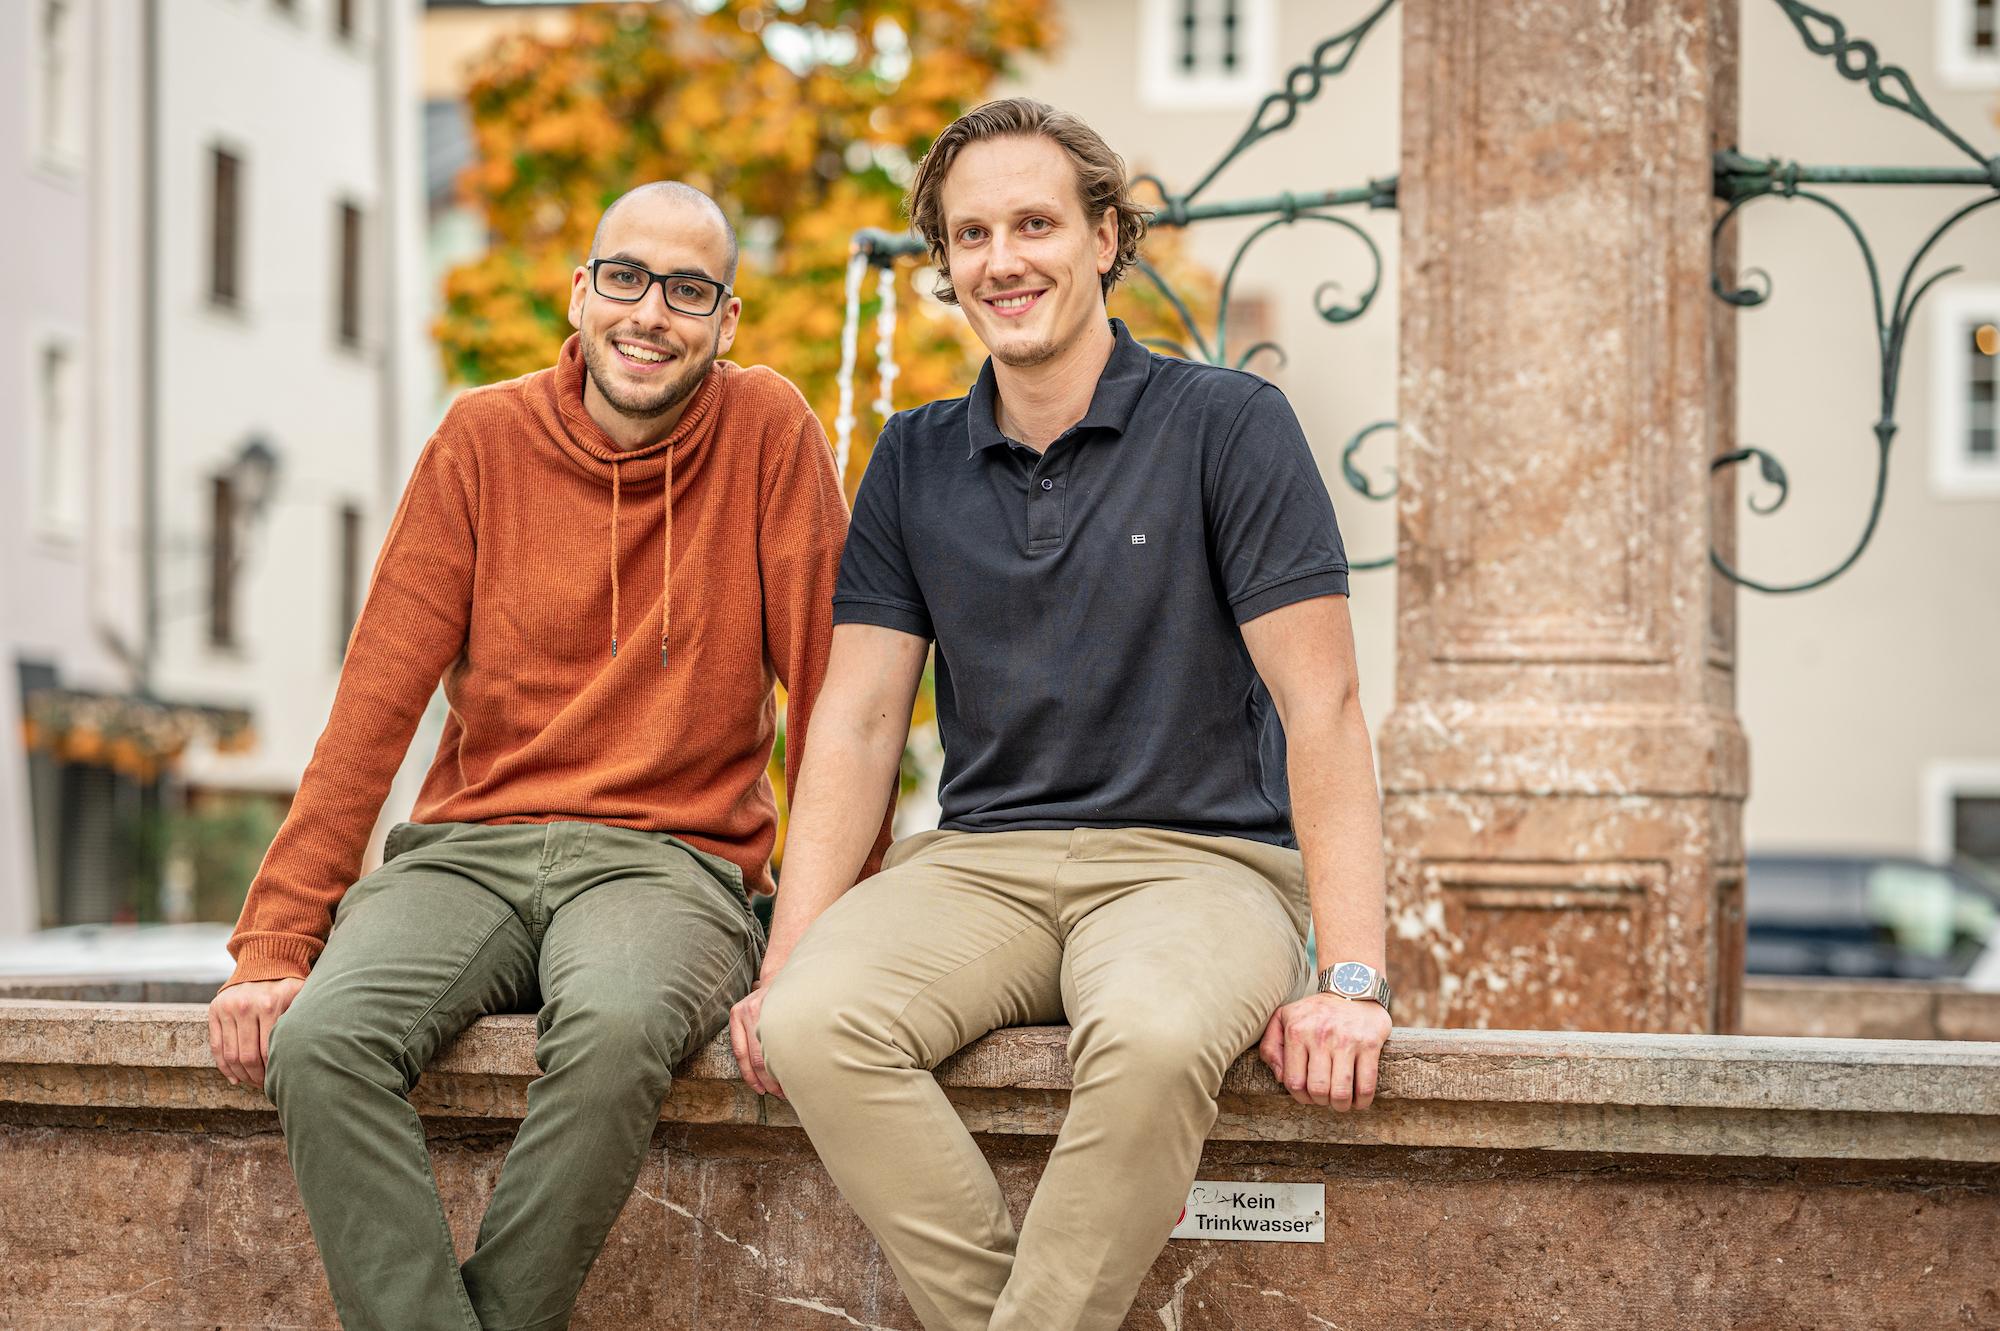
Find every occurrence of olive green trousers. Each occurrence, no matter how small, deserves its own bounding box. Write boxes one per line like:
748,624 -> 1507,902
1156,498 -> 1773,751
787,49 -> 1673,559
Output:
265,821 -> 763,1331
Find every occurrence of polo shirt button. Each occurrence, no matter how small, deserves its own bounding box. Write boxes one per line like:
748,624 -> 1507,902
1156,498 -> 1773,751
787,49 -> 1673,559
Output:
1040,478 -> 1054,490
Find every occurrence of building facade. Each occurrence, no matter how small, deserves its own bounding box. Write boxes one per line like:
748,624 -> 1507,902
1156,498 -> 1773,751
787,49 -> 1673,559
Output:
0,0 -> 424,937
1731,0 -> 2000,866
3,0 -> 145,935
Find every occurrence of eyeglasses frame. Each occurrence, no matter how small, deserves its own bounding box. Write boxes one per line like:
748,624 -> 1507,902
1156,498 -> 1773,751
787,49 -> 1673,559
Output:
587,259 -> 734,317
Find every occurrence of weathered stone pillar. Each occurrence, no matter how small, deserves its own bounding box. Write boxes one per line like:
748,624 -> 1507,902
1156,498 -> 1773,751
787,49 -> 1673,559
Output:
1382,0 -> 1749,1032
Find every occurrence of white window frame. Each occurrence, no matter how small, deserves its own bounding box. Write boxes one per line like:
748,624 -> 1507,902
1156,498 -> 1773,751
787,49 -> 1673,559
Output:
1922,761 -> 2000,864
1928,283 -> 2000,499
28,328 -> 86,546
27,0 -> 89,177
1139,0 -> 1278,113
1938,0 -> 2000,89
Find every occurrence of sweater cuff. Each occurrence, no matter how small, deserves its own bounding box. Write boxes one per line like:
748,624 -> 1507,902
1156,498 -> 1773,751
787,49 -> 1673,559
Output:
223,933 -> 324,989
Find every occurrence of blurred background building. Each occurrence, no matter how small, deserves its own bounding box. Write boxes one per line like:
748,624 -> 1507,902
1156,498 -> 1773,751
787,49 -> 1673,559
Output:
2,0 -> 1995,980
3,0 -> 424,938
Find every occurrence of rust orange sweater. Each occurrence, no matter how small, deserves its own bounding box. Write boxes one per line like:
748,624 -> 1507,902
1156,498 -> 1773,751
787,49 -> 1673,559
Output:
226,335 -> 885,987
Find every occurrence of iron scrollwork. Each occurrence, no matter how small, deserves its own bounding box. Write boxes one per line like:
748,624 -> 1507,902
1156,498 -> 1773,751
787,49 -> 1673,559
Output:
1710,2 -> 2000,593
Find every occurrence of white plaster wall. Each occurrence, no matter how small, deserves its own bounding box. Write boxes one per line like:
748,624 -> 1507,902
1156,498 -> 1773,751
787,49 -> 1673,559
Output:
0,0 -> 145,936
149,0 -> 414,799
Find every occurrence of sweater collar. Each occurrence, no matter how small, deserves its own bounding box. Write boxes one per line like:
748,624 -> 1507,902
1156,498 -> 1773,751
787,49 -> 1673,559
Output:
536,333 -> 730,488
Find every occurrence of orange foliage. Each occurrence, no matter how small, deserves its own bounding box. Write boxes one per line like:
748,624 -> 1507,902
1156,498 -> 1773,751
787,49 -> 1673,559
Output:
436,0 -> 1064,457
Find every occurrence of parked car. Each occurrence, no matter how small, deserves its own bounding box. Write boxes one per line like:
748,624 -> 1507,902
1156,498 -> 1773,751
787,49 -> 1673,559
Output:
1745,853 -> 2000,984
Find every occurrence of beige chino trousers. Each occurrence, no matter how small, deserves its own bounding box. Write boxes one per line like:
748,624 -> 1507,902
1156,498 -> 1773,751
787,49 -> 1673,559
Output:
758,827 -> 1313,1331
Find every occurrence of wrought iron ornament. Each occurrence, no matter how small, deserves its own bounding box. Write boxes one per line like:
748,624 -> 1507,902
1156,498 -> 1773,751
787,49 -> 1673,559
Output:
1710,1 -> 2000,592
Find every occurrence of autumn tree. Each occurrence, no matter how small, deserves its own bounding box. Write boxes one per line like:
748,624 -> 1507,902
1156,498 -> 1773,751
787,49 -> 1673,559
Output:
438,1 -> 1062,477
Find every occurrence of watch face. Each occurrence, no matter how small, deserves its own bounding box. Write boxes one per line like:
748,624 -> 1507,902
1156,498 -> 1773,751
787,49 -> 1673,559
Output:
1331,962 -> 1374,996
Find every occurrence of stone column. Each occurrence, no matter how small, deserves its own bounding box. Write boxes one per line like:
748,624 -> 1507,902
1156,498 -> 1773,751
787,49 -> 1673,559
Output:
1381,0 -> 1749,1032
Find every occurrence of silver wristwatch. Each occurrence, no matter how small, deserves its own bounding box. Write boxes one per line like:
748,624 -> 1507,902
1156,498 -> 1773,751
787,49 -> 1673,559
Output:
1317,961 -> 1392,1018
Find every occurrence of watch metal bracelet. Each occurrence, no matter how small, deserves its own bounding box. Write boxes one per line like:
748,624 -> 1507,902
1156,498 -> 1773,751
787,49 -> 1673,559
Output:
1316,962 -> 1392,1019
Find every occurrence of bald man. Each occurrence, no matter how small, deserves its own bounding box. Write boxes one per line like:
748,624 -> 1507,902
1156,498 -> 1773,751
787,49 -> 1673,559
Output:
209,182 -> 886,1331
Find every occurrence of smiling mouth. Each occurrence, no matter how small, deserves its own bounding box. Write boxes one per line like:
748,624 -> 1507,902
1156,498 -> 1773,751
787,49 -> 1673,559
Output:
613,339 -> 676,368
984,290 -> 1046,317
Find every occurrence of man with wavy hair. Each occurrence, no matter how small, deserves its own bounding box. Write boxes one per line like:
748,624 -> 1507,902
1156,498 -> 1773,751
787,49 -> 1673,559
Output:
733,100 -> 1392,1330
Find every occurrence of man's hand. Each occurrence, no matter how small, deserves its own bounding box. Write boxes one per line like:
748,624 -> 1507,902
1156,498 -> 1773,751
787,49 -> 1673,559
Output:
1259,992 -> 1390,1110
208,977 -> 305,1091
727,979 -> 784,1100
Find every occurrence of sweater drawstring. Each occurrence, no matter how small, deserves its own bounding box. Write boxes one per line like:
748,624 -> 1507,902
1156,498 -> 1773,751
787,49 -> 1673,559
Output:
660,445 -> 673,668
609,461 -> 622,658
607,453 -> 671,668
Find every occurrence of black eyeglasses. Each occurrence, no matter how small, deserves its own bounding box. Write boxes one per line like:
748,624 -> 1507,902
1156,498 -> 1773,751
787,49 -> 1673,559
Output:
589,260 -> 732,316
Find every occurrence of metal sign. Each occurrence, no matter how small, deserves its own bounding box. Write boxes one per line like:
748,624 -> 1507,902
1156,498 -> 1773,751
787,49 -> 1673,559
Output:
1169,1181 -> 1326,1243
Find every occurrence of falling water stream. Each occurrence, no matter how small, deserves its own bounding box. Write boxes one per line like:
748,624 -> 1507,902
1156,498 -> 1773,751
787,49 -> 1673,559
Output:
832,249 -> 901,484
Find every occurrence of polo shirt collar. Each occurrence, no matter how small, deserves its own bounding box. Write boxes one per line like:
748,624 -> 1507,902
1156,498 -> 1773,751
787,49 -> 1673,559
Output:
965,318 -> 1153,458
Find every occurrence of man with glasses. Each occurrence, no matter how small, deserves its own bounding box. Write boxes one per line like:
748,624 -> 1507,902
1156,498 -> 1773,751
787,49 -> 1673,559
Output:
208,181 -> 886,1330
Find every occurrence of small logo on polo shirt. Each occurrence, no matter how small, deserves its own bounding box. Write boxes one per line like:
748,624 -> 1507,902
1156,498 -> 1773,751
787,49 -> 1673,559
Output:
1131,534 -> 1147,545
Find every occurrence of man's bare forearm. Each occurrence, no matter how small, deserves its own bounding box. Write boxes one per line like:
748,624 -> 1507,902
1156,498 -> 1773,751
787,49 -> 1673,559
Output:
762,695 -> 911,976
1285,689 -> 1388,974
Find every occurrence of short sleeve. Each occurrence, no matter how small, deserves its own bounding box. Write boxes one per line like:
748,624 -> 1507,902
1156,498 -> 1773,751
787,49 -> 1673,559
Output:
1205,383 -> 1350,624
832,419 -> 934,640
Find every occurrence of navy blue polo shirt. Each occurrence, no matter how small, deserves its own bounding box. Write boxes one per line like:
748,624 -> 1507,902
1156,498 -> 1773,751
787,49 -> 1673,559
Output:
833,319 -> 1348,847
